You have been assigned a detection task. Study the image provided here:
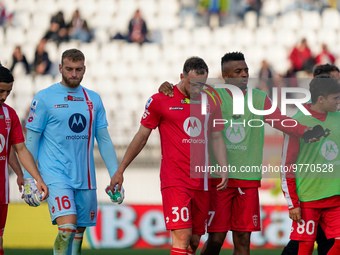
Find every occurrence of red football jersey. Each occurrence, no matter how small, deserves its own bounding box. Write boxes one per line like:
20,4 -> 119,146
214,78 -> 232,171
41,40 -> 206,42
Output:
141,85 -> 223,191
0,103 -> 25,204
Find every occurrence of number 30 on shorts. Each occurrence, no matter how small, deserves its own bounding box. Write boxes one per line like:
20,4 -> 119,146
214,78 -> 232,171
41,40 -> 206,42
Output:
297,219 -> 315,235
55,196 -> 71,211
172,207 -> 189,222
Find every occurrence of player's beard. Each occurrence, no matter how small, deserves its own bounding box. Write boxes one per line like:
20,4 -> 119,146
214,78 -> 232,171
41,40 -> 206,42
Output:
62,73 -> 83,88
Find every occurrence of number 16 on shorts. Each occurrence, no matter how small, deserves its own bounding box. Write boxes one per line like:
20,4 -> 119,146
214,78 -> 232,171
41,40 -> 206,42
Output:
47,185 -> 77,223
55,196 -> 71,211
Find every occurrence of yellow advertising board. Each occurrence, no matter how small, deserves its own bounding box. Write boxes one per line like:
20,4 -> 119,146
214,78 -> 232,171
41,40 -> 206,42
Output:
4,203 -> 90,249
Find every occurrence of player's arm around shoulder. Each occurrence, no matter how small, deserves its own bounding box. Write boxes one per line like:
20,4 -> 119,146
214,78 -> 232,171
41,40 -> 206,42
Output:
158,81 -> 174,97
12,142 -> 49,201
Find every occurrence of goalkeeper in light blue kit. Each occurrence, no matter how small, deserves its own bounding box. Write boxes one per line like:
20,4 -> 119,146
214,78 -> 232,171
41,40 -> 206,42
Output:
22,49 -> 123,255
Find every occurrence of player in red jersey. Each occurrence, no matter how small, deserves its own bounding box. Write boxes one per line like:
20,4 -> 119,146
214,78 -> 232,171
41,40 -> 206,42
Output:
0,64 -> 48,255
281,64 -> 340,255
281,76 -> 340,255
109,57 -> 228,255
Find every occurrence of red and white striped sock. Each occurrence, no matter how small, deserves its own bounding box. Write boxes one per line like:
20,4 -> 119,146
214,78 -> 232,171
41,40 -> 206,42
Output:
170,247 -> 188,255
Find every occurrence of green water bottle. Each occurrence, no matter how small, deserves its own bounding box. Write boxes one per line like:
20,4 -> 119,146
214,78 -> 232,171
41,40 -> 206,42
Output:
105,185 -> 123,204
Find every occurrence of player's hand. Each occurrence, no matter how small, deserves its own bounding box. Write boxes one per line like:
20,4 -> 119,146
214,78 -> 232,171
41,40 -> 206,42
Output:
36,178 -> 49,201
158,81 -> 174,97
16,174 -> 24,193
303,126 -> 323,143
289,207 -> 301,223
106,184 -> 125,204
215,170 -> 228,191
110,171 -> 124,193
22,178 -> 46,207
216,177 -> 228,191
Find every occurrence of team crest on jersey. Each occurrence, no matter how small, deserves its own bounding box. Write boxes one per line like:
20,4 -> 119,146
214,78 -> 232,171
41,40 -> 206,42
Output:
0,115 -> 3,119
145,97 -> 153,109
5,118 -> 10,129
90,210 -> 95,221
86,100 -> 93,111
28,116 -> 34,123
253,215 -> 258,227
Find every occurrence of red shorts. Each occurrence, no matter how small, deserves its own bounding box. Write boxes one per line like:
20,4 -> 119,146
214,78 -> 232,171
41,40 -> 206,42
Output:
0,204 -> 8,236
207,183 -> 260,232
290,206 -> 340,241
161,187 -> 209,235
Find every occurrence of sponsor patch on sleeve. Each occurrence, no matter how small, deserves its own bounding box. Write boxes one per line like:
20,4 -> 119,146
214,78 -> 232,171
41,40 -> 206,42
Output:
145,97 -> 153,109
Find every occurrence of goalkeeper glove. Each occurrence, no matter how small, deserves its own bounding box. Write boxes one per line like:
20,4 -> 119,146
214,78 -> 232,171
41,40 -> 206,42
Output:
23,178 -> 43,207
105,185 -> 125,204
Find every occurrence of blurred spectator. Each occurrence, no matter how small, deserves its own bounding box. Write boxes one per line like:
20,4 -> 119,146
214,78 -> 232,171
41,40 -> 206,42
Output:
259,60 -> 273,80
33,39 -> 51,75
179,0 -> 198,27
258,60 -> 274,97
288,38 -> 315,74
112,10 -> 150,44
128,10 -> 149,43
44,11 -> 68,45
197,0 -> 230,27
240,0 -> 262,26
0,1 -> 12,26
315,43 -> 336,65
10,46 -> 30,77
68,10 -> 92,43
